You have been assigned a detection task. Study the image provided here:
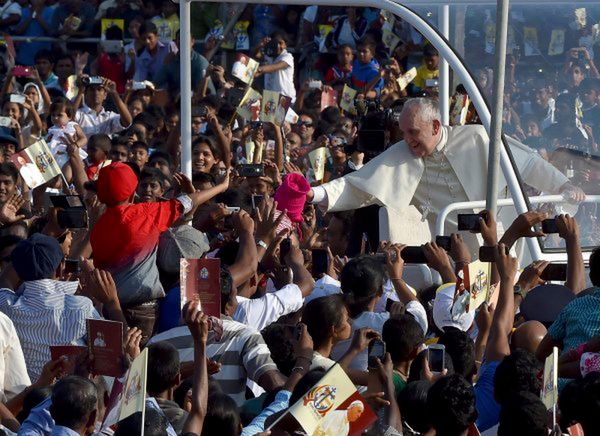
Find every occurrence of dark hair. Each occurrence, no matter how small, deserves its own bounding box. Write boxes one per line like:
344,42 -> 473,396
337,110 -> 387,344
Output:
0,234 -> 24,252
320,106 -> 341,125
34,49 -> 54,64
261,323 -> 296,376
140,167 -> 168,189
423,44 -> 439,58
579,372 -> 600,435
192,171 -> 216,188
139,20 -> 158,36
198,95 -> 223,111
105,25 -> 123,41
49,376 -> 98,430
438,330 -> 477,381
426,374 -> 478,436
131,140 -> 149,151
290,369 -> 327,405
331,211 -> 354,236
49,97 -> 75,119
133,111 -> 158,131
147,342 -> 180,395
55,53 -> 75,66
219,267 -> 234,314
590,247 -> 600,286
383,315 -> 424,364
214,188 -> 252,211
270,30 -> 289,46
88,134 -> 112,154
193,135 -> 222,161
115,408 -> 168,436
17,386 -> 51,422
398,381 -> 432,433
173,378 -> 193,410
201,392 -> 241,436
498,392 -> 548,436
493,349 -> 542,405
558,379 -> 583,429
356,37 -> 376,52
148,150 -> 173,168
580,78 -> 600,93
340,255 -> 385,318
302,294 -> 347,349
0,162 -> 19,184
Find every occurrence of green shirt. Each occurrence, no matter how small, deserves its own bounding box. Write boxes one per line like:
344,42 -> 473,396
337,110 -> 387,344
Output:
392,371 -> 408,396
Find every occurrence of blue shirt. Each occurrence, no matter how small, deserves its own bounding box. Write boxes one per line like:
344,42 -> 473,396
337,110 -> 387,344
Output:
474,360 -> 501,432
241,390 -> 291,436
349,58 -> 383,93
548,288 -> 600,353
19,397 -> 52,435
15,7 -> 55,66
134,41 -> 173,82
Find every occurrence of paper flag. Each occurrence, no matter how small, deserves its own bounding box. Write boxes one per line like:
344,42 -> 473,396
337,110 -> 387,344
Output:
236,88 -> 262,121
260,90 -> 280,124
397,67 -> 417,91
11,139 -> 63,189
309,147 -> 327,182
231,53 -> 260,85
541,347 -> 558,410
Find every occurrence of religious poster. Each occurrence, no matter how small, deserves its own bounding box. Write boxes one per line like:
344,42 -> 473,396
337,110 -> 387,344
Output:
180,258 -> 221,318
318,24 -> 333,53
87,319 -> 124,377
523,27 -> 539,57
234,21 -> 250,51
450,94 -> 470,126
119,348 -> 148,423
274,95 -> 292,127
236,88 -> 262,121
309,147 -> 327,183
321,88 -> 338,111
339,85 -> 357,115
11,139 -> 62,189
268,364 -> 376,435
548,29 -> 566,56
464,260 -> 490,313
397,67 -> 417,92
575,8 -> 586,29
382,23 -> 401,53
285,107 -> 299,124
231,54 -> 260,85
541,347 -> 559,410
260,90 -> 280,124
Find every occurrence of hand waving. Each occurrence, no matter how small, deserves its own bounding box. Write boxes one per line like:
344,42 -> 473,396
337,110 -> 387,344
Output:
0,194 -> 26,225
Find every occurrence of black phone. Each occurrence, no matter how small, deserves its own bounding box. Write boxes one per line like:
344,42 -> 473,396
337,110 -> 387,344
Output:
238,164 -> 264,178
280,238 -> 291,264
251,194 -> 264,210
311,249 -> 329,277
400,246 -> 428,264
428,345 -> 445,373
479,245 -> 509,262
385,298 -> 395,312
542,219 -> 559,234
368,339 -> 386,369
64,259 -> 80,275
458,213 -> 483,232
541,263 -> 567,281
49,194 -> 85,209
57,209 -> 88,229
436,236 -> 452,251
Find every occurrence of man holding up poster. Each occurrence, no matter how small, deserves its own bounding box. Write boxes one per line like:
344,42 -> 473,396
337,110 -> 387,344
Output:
307,98 -> 584,248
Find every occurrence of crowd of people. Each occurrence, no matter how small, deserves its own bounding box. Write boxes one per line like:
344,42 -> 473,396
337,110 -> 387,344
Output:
0,1 -> 598,435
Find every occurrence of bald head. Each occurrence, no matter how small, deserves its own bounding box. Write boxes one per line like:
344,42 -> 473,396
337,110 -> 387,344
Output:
511,321 -> 547,354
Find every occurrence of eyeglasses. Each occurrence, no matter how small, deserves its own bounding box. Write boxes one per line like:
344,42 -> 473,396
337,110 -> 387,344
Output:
296,121 -> 314,127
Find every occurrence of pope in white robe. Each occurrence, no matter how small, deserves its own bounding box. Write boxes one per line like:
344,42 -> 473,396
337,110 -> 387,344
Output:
313,400 -> 364,436
308,98 -> 584,249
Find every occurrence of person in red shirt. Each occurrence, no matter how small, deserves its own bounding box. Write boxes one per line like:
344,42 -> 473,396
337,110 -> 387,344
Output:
324,44 -> 354,90
90,162 -> 230,341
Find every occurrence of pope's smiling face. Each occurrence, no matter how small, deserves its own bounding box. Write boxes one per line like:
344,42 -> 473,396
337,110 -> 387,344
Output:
399,107 -> 441,158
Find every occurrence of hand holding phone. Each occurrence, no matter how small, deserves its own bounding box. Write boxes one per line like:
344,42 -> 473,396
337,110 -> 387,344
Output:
540,263 -> 567,281
428,344 -> 445,374
541,218 -> 559,234
368,339 -> 386,369
479,245 -> 509,262
458,212 -> 488,232
311,249 -> 329,278
436,236 -> 452,251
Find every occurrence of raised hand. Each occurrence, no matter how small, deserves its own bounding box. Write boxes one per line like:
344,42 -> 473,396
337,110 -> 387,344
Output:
0,194 -> 26,224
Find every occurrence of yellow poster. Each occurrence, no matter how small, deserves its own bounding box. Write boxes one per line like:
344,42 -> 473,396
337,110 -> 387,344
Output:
119,347 -> 148,422
101,19 -> 124,40
339,85 -> 357,115
548,29 -> 565,56
541,347 -> 558,410
236,88 -> 262,121
466,260 -> 490,313
309,147 -> 327,182
397,67 -> 417,91
523,27 -> 539,57
260,90 -> 280,124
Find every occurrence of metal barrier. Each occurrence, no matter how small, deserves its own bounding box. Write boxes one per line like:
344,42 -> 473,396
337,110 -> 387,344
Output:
435,194 -> 600,261
0,36 -> 134,43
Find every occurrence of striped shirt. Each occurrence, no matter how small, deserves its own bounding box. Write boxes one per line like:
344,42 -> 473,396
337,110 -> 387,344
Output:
148,318 -> 278,406
0,280 -> 101,381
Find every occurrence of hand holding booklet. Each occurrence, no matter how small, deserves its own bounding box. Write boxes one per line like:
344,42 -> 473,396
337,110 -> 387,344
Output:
87,319 -> 124,377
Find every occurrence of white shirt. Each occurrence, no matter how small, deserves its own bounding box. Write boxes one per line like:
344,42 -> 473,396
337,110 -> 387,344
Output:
304,274 -> 342,304
264,50 -> 296,103
310,350 -> 336,371
0,1 -> 21,20
233,284 -> 303,331
75,105 -> 128,139
330,300 -> 428,370
0,312 -> 30,402
314,409 -> 350,436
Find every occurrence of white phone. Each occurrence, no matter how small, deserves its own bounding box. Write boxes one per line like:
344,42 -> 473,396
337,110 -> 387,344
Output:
10,94 -> 26,104
308,80 -> 323,90
427,344 -> 445,374
0,116 -> 12,127
131,81 -> 147,90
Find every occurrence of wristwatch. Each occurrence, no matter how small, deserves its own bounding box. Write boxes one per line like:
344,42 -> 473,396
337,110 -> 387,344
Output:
513,284 -> 527,300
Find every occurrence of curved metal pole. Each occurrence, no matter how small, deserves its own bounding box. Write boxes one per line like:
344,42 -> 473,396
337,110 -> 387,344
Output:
486,0 -> 510,216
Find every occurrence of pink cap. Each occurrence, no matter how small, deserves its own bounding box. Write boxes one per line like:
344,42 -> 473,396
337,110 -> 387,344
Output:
274,173 -> 310,223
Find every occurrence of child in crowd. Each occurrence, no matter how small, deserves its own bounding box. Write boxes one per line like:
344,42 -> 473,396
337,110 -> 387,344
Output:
85,134 -> 111,180
349,38 -> 383,97
130,141 -> 150,170
413,44 -> 440,92
324,44 -> 354,90
47,98 -> 87,167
